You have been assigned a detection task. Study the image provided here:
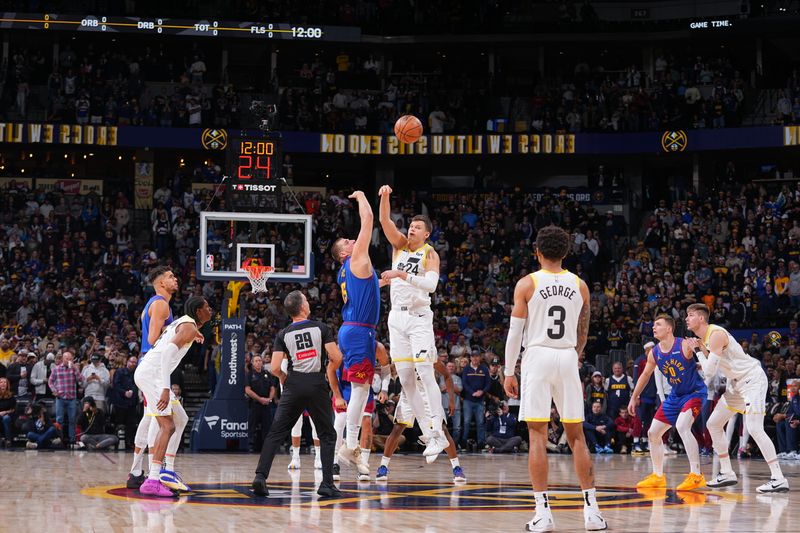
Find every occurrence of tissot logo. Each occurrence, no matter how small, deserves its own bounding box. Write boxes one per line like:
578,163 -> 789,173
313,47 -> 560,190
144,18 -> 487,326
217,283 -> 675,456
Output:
204,415 -> 220,429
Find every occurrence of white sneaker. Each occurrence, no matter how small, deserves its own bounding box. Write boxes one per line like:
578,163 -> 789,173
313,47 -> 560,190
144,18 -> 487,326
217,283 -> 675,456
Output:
584,508 -> 608,531
524,513 -> 555,532
314,454 -> 322,470
706,471 -> 738,488
777,452 -> 788,460
788,451 -> 800,460
663,447 -> 677,455
287,456 -> 301,470
337,446 -> 360,467
357,471 -> 370,482
422,431 -> 446,459
756,478 -> 790,493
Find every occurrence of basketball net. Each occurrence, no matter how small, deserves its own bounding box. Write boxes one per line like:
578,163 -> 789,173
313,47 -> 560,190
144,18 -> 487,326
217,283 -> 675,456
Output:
242,263 -> 274,293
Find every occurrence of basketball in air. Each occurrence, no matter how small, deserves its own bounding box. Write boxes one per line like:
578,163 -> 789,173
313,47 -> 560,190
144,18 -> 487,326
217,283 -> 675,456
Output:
394,115 -> 423,144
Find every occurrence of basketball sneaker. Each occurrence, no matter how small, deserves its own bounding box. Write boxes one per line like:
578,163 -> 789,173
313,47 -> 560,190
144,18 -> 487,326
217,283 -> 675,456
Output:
127,472 -> 146,489
632,444 -> 646,456
584,508 -> 608,531
636,473 -> 667,489
357,471 -> 370,482
376,465 -> 389,482
422,430 -> 446,459
338,446 -> 370,475
706,471 -> 738,488
453,466 -> 467,483
139,479 -> 175,498
287,456 -> 301,470
756,478 -> 789,493
676,472 -> 706,491
332,463 -> 341,481
525,512 -> 555,532
159,469 -> 191,492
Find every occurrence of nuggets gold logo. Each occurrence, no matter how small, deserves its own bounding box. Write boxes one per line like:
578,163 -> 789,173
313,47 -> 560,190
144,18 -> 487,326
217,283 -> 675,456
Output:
201,128 -> 228,150
662,130 -> 687,152
82,481 -> 734,510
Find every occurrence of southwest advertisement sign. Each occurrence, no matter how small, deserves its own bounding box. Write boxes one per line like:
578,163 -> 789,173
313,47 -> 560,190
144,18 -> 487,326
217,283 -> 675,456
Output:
190,318 -> 249,451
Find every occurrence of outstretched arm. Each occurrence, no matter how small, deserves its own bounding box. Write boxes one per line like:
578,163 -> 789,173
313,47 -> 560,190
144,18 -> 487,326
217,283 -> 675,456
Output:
378,185 -> 408,249
349,190 -> 374,277
628,351 -> 657,416
503,276 -> 533,399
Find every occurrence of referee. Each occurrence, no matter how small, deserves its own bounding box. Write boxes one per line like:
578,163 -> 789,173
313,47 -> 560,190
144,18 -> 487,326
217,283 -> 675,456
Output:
252,290 -> 342,498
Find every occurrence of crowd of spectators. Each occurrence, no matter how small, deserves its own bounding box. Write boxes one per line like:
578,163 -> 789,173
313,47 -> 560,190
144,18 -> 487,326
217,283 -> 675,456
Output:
3,43 -> 240,129
1,166 -> 799,456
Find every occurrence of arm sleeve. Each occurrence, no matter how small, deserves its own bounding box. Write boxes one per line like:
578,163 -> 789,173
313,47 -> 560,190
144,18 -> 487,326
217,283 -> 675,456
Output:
407,270 -> 439,293
696,351 -> 721,378
503,316 -> 525,376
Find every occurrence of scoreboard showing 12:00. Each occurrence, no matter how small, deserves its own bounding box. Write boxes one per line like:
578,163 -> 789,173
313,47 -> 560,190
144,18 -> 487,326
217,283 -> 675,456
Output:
0,13 -> 361,41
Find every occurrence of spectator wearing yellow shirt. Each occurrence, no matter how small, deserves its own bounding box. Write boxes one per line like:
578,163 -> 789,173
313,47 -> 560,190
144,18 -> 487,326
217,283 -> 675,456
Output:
0,339 -> 15,369
774,264 -> 790,297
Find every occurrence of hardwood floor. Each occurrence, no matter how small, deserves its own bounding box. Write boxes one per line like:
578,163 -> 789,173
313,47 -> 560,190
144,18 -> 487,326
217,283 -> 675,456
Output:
1,449 -> 796,532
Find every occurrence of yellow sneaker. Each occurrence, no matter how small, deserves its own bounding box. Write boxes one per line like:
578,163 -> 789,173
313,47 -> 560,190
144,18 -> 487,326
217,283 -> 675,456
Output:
636,473 -> 667,488
676,472 -> 707,491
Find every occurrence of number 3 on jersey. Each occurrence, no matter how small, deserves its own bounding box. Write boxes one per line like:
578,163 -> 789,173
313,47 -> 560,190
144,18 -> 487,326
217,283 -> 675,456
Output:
547,305 -> 566,339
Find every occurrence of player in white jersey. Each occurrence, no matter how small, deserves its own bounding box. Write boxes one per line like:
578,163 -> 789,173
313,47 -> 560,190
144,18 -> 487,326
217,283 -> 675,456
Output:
685,303 -> 789,493
503,226 -> 607,532
378,185 -> 448,459
134,296 -> 211,497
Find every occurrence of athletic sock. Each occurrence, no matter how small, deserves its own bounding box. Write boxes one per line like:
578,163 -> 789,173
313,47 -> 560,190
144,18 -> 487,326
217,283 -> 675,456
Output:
291,446 -> 300,458
360,448 -> 371,466
719,453 -> 733,474
314,445 -> 321,459
768,460 -> 784,480
147,453 -> 153,472
164,454 -> 175,471
450,457 -> 460,468
633,437 -> 640,444
533,491 -> 550,514
148,461 -> 162,480
583,488 -> 599,510
380,456 -> 391,467
130,450 -> 144,475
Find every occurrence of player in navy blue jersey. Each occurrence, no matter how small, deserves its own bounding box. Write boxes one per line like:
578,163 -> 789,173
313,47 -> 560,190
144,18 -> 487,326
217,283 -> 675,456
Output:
629,314 -> 707,491
330,191 -> 389,476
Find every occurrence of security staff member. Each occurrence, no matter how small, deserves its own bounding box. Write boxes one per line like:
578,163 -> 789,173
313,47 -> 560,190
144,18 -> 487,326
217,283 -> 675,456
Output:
252,290 -> 342,498
245,354 -> 277,452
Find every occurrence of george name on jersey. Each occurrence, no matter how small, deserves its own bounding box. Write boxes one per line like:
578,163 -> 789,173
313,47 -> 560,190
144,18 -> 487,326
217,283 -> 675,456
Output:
539,284 -> 577,300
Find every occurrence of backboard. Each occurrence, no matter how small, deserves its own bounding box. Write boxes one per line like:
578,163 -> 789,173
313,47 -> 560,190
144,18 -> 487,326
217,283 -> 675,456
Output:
197,211 -> 314,283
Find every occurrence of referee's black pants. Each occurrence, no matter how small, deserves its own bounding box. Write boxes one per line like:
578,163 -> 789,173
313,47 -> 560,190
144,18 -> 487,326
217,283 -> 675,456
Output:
255,372 -> 336,485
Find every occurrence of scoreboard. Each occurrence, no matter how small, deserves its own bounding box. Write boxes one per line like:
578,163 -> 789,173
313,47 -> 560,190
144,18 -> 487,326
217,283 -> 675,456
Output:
224,133 -> 283,212
0,13 -> 361,41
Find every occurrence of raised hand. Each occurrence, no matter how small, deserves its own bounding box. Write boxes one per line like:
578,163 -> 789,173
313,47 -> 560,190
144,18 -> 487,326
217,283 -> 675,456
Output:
378,185 -> 393,197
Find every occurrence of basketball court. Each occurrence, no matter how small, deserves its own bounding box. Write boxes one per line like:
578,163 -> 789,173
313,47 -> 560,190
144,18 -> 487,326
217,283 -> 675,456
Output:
1,450 -> 795,532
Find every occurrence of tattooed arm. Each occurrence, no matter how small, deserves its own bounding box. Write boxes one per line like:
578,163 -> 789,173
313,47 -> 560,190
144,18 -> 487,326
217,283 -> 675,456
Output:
576,279 -> 590,355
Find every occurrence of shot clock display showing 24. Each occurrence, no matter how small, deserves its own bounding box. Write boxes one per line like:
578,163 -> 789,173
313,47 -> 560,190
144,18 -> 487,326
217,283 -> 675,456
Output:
226,134 -> 283,181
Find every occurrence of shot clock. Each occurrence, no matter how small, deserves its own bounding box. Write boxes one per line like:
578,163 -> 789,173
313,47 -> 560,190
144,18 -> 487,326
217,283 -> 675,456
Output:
226,134 -> 282,181
224,133 -> 284,212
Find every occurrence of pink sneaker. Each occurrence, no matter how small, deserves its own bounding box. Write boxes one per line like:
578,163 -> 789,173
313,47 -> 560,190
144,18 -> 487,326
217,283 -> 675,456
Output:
139,479 -> 175,498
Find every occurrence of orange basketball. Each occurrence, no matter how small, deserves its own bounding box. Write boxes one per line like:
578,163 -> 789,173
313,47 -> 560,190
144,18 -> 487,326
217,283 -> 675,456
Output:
394,115 -> 423,144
